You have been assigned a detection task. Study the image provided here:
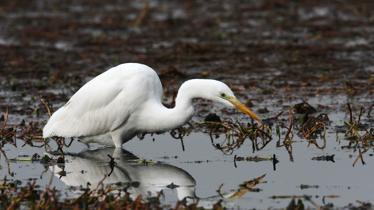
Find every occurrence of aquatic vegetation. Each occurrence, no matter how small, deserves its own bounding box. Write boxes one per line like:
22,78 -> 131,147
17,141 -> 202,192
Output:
0,178 -> 170,210
167,117 -> 273,155
298,113 -> 328,150
201,120 -> 272,154
0,109 -> 16,145
343,103 -> 374,166
276,109 -> 295,162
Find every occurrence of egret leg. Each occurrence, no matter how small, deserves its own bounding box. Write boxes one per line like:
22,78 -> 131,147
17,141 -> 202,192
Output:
110,130 -> 124,148
80,133 -> 115,147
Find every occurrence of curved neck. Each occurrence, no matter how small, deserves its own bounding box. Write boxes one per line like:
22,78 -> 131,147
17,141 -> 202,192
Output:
138,83 -> 195,132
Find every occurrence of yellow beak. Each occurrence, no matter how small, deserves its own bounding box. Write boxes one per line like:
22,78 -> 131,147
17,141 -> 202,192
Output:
226,97 -> 262,124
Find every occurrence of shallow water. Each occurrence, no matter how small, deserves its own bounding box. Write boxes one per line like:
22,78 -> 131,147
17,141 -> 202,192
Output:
0,77 -> 372,208
1,112 -> 373,209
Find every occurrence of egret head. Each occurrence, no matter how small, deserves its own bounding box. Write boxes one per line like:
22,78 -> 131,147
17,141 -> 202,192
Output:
213,81 -> 262,123
180,79 -> 262,123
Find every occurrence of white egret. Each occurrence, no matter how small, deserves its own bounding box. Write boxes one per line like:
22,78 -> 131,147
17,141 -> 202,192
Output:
43,63 -> 261,147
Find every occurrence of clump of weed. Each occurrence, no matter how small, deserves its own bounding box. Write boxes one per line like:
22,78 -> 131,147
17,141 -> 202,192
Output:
343,103 -> 374,166
202,119 -> 272,154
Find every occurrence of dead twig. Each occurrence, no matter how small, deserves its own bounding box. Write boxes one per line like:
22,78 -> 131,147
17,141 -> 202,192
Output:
40,97 -> 53,117
133,1 -> 150,27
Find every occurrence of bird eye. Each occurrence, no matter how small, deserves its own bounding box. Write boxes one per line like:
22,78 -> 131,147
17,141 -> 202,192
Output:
220,93 -> 226,97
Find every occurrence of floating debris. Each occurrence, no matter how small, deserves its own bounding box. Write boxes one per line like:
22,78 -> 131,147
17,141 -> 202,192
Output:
234,155 -> 273,162
234,154 -> 279,170
311,154 -> 335,162
217,174 -> 266,202
299,184 -> 319,190
227,174 -> 266,201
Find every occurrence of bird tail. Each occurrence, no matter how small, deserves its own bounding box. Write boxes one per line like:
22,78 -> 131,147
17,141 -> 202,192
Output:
43,106 -> 71,138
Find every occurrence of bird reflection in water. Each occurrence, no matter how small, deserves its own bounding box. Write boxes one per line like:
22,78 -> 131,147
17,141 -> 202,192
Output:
50,147 -> 196,202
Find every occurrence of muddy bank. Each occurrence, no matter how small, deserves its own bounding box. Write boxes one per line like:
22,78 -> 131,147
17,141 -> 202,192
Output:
0,1 -> 373,108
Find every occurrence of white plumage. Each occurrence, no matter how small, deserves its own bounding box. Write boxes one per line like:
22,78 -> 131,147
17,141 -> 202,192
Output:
43,63 -> 261,147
